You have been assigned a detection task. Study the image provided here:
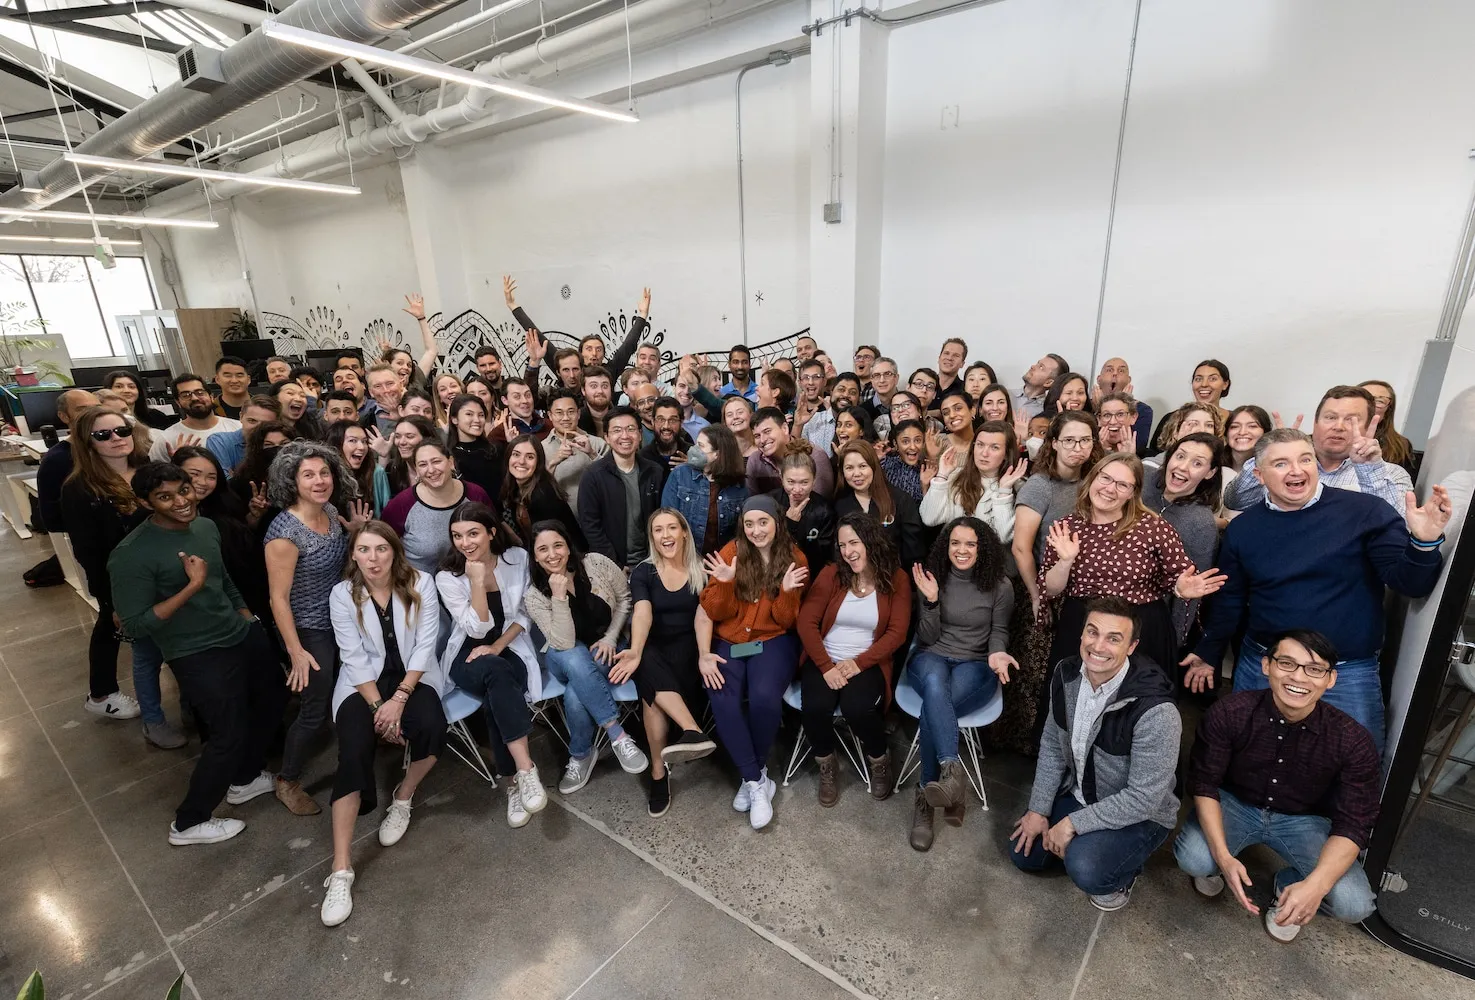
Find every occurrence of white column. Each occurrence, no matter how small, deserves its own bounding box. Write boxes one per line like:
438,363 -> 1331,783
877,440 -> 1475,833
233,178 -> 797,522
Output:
398,147 -> 470,318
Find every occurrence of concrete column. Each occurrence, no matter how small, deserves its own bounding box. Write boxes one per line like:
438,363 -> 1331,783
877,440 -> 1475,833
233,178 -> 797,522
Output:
398,146 -> 471,317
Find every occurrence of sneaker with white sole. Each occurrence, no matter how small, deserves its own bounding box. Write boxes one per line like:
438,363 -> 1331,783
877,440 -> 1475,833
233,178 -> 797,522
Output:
320,869 -> 354,927
1264,904 -> 1303,942
611,735 -> 649,775
168,817 -> 245,846
732,781 -> 752,813
506,780 -> 530,828
378,791 -> 413,847
747,776 -> 776,830
225,771 -> 275,806
1193,874 -> 1225,898
1090,878 -> 1136,912
559,752 -> 597,795
85,692 -> 140,721
517,766 -> 547,813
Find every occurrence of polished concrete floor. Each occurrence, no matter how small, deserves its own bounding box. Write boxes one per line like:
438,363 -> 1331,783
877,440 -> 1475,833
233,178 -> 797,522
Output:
0,525 -> 1470,1000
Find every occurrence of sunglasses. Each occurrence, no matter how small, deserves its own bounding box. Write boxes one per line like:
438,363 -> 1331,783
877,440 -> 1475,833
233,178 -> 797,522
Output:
90,426 -> 133,442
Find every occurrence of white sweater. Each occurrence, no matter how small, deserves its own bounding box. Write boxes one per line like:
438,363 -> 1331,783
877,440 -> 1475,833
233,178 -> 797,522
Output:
436,547 -> 542,700
918,470 -> 1017,542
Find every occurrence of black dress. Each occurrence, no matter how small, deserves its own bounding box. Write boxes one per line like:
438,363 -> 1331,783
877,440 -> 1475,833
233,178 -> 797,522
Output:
833,488 -> 926,568
629,562 -> 705,710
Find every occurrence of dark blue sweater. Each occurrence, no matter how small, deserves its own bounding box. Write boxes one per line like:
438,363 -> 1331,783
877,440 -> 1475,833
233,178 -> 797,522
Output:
1195,487 -> 1443,663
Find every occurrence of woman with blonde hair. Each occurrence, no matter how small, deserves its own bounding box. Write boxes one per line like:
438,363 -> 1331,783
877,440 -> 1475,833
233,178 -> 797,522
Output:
430,372 -> 465,428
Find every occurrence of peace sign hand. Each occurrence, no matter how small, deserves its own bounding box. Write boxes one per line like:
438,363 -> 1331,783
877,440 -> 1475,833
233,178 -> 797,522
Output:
1271,410 -> 1304,431
702,553 -> 737,583
1350,414 -> 1383,465
338,498 -> 372,531
248,481 -> 271,515
637,287 -> 652,319
402,293 -> 426,321
781,561 -> 808,592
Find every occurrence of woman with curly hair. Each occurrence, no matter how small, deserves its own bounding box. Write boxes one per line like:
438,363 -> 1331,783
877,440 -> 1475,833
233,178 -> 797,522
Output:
265,441 -> 372,816
906,516 -> 1020,851
796,513 -> 911,806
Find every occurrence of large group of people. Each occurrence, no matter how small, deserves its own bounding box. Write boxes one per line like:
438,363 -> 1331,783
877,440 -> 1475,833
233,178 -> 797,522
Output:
24,281 -> 1455,940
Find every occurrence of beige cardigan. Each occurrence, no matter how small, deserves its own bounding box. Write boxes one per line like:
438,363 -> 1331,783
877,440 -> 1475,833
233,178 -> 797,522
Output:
522,551 -> 631,651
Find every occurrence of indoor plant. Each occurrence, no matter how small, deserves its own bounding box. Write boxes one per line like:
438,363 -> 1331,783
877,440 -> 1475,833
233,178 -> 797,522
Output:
0,303 -> 68,386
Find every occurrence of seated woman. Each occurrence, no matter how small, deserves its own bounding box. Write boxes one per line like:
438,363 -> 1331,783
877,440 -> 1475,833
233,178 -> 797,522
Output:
796,513 -> 911,806
833,439 -> 924,568
524,520 -> 648,794
435,502 -> 547,827
611,509 -> 720,817
907,516 -> 1019,851
382,440 -> 491,574
919,419 -> 1027,539
660,423 -> 749,554
322,522 -> 446,928
501,433 -> 583,550
769,451 -> 835,570
696,495 -> 809,830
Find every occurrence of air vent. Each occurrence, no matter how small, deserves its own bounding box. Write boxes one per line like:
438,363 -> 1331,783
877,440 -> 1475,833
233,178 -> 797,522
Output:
178,45 -> 226,93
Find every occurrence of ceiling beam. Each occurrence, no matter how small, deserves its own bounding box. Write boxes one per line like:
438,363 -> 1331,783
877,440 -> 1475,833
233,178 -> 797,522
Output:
0,105 -> 79,125
11,2 -> 173,25
0,14 -> 185,54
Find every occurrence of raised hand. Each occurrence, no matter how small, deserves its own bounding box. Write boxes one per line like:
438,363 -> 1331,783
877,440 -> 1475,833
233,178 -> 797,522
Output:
911,563 -> 939,603
999,458 -> 1029,491
1271,410 -> 1304,431
924,426 -> 945,462
679,353 -> 699,373
637,287 -> 652,319
1349,413 -> 1383,465
1175,566 -> 1228,600
936,446 -> 957,480
703,552 -> 737,582
525,327 -> 547,365
698,650 -> 726,689
1013,408 -> 1030,443
465,559 -> 487,587
502,275 -> 518,311
988,650 -> 1018,684
165,433 -> 203,457
1046,520 -> 1080,562
179,551 -> 208,588
402,293 -> 426,321
366,426 -> 392,457
377,335 -> 393,358
338,498 -> 372,532
1180,652 -> 1216,694
781,561 -> 808,592
1406,484 -> 1453,542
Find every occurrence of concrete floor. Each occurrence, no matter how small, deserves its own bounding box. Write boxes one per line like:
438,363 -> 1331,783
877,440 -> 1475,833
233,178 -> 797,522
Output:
0,526 -> 1469,1000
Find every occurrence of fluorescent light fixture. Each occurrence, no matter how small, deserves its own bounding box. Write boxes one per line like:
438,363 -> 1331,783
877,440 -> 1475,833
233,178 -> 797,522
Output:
261,19 -> 640,124
63,152 -> 362,196
0,235 -> 143,246
0,209 -> 218,230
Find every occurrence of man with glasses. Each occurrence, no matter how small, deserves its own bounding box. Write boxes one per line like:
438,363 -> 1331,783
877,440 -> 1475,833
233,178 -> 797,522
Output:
1180,428 -> 1451,755
797,368 -> 861,456
864,357 -> 899,422
852,344 -> 879,399
1093,358 -> 1153,452
1096,392 -> 1138,454
578,406 -> 664,569
1174,629 -> 1380,943
907,368 -> 940,416
639,396 -> 693,489
148,374 -> 242,460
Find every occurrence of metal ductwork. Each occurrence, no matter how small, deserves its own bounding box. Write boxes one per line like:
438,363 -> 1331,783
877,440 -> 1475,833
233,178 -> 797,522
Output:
0,0 -> 464,211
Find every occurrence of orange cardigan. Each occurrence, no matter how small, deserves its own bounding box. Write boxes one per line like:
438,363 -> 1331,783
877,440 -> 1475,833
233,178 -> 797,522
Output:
796,565 -> 912,691
699,541 -> 808,645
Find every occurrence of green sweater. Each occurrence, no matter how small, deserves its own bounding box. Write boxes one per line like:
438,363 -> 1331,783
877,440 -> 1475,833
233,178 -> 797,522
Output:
108,517 -> 251,661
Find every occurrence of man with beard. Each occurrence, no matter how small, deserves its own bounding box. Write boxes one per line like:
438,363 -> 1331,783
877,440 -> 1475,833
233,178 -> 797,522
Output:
796,366 -> 860,457
473,346 -> 504,388
149,374 -> 242,460
639,396 -> 693,489
577,366 -> 616,438
628,382 -> 660,446
721,344 -> 758,402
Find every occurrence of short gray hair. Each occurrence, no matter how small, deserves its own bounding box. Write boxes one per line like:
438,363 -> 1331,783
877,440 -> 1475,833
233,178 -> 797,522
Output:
267,439 -> 358,508
1253,426 -> 1312,462
872,356 -> 899,373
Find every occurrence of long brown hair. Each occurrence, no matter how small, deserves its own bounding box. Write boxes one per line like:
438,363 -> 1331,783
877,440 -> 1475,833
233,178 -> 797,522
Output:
734,508 -> 796,603
1033,411 -> 1102,481
344,521 -> 421,631
1073,453 -> 1152,540
835,512 -> 899,595
65,405 -> 149,514
1357,379 -> 1413,466
953,419 -> 1018,513
835,439 -> 894,524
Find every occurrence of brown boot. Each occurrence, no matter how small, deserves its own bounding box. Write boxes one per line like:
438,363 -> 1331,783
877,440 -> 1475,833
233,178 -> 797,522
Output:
943,801 -> 966,827
909,789 -> 935,852
923,759 -> 966,810
275,777 -> 321,816
815,753 -> 839,807
866,752 -> 892,801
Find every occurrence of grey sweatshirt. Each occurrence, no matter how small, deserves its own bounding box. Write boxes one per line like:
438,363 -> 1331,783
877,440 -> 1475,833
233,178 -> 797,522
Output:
916,569 -> 1013,661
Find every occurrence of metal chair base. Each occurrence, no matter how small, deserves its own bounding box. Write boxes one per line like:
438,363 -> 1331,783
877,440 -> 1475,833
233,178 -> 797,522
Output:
893,725 -> 991,810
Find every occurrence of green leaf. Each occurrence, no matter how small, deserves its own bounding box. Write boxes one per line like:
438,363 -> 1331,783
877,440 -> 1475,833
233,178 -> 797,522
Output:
16,970 -> 44,1000
165,971 -> 186,1000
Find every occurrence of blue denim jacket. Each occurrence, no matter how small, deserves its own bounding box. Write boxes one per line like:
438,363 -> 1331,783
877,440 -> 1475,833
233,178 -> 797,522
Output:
660,463 -> 749,551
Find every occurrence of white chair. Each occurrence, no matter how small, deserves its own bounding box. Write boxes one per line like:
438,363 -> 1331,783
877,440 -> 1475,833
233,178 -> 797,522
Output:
891,666 -> 1005,808
780,680 -> 869,790
528,669 -> 569,750
441,686 -> 497,783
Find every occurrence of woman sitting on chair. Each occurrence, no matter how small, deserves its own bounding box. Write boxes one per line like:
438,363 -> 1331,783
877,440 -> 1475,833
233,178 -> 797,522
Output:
907,516 -> 1019,852
435,502 -> 546,829
322,522 -> 445,928
795,513 -> 911,807
524,520 -> 648,797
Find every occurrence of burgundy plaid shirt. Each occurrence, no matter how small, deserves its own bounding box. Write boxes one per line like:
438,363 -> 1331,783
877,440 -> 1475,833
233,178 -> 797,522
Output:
1187,689 -> 1381,849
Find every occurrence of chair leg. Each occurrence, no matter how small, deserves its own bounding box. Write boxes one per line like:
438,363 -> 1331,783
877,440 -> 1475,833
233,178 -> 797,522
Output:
530,698 -> 571,752
784,728 -> 810,787
1399,693 -> 1475,844
894,726 -> 922,794
960,727 -> 988,810
446,720 -> 497,783
834,719 -> 869,790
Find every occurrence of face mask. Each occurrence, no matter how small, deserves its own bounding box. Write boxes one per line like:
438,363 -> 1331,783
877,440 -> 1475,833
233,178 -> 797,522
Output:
685,443 -> 709,469
1025,437 -> 1043,459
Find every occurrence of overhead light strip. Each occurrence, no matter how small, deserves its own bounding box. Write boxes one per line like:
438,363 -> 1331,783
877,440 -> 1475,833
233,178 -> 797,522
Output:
0,235 -> 144,246
260,20 -> 640,124
0,209 -> 218,230
62,152 -> 362,195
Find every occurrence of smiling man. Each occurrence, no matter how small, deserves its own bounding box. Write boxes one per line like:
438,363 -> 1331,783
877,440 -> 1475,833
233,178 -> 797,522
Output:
149,374 -> 241,460
1174,629 -> 1380,944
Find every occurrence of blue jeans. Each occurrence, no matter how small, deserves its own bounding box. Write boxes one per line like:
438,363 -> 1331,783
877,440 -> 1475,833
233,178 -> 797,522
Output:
709,634 -> 799,782
1173,788 -> 1376,923
131,637 -> 167,725
1010,791 -> 1172,896
909,650 -> 997,785
544,643 -> 619,758
1233,637 -> 1385,757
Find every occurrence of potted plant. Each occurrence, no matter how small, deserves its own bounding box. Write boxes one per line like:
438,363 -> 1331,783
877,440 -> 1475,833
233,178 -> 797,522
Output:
221,311 -> 258,341
17,970 -> 185,998
0,303 -> 69,386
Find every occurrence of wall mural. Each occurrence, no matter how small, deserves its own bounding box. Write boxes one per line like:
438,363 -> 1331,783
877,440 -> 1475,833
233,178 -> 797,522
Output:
256,305 -> 810,384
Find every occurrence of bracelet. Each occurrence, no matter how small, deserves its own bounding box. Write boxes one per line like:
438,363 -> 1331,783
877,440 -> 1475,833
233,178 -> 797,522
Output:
392,690 -> 409,704
396,683 -> 415,695
368,699 -> 384,711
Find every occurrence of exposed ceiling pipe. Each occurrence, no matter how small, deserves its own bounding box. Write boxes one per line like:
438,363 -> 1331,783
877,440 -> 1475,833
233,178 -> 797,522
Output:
397,0 -> 537,55
0,0 -> 467,211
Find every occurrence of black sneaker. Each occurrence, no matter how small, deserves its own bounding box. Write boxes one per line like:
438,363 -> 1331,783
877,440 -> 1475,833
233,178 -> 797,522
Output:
648,774 -> 671,818
660,729 -> 717,765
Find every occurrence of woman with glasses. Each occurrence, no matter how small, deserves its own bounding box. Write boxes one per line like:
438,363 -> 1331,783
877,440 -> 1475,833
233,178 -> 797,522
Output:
1095,392 -> 1139,455
1039,455 -> 1226,673
875,389 -> 927,441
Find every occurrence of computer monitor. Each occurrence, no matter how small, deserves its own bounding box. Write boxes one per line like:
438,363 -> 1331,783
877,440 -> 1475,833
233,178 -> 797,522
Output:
221,339 -> 278,363
15,387 -> 68,435
306,348 -> 357,373
71,363 -> 140,388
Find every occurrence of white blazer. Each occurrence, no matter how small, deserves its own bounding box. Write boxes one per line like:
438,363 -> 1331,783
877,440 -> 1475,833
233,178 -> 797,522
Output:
329,569 -> 445,718
435,546 -> 542,701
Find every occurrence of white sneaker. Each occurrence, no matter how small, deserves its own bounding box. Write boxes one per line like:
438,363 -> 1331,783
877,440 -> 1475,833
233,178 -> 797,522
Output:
85,692 -> 140,720
1193,874 -> 1225,898
320,869 -> 354,927
378,790 -> 413,847
506,781 -> 530,828
610,735 -> 649,775
517,766 -> 547,814
559,752 -> 597,795
168,817 -> 245,846
748,776 -> 776,830
225,771 -> 275,805
732,781 -> 752,813
1265,904 -> 1303,942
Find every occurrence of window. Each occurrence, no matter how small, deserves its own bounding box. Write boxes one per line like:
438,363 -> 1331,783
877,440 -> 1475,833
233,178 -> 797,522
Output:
0,252 -> 157,360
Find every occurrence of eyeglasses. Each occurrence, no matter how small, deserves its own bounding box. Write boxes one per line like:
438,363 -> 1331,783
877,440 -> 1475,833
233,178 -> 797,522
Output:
1094,473 -> 1135,493
1058,436 -> 1094,449
90,426 -> 132,442
911,381 -> 937,392
176,388 -> 213,399
1099,411 -> 1130,424
1269,655 -> 1331,680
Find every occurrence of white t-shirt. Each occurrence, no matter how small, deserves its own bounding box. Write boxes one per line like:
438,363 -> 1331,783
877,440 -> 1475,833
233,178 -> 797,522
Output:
823,590 -> 879,663
147,416 -> 241,461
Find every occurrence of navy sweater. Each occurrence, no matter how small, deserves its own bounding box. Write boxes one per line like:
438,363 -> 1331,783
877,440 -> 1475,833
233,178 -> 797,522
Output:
1195,487 -> 1443,664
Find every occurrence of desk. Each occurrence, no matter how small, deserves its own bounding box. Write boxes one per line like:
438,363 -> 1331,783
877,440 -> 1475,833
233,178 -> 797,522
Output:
0,435 -> 95,610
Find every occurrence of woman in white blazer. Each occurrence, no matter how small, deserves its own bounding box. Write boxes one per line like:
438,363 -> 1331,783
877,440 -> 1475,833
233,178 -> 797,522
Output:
435,501 -> 548,829
320,521 -> 446,929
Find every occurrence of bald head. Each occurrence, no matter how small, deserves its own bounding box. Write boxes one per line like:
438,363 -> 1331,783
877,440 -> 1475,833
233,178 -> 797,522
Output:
56,389 -> 99,427
1097,357 -> 1130,394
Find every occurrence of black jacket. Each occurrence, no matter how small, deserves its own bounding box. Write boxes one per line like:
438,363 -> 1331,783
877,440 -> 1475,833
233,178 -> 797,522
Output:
505,481 -> 585,552
768,488 -> 836,572
577,453 -> 663,566
59,478 -> 148,604
1048,653 -> 1177,802
639,431 -> 694,491
513,305 -> 648,385
452,439 -> 503,504
36,441 -> 72,533
833,487 -> 926,568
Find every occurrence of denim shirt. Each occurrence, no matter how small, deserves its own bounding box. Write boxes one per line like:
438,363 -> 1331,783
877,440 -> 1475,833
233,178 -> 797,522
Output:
661,463 -> 749,551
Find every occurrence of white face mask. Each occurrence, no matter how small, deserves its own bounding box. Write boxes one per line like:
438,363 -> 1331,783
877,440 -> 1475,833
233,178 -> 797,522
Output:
1025,436 -> 1043,459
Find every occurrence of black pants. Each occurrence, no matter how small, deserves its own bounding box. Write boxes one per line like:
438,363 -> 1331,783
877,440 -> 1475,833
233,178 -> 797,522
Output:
170,623 -> 287,831
332,675 -> 446,815
799,661 -> 888,758
279,626 -> 339,782
88,599 -> 121,700
448,639 -> 530,778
